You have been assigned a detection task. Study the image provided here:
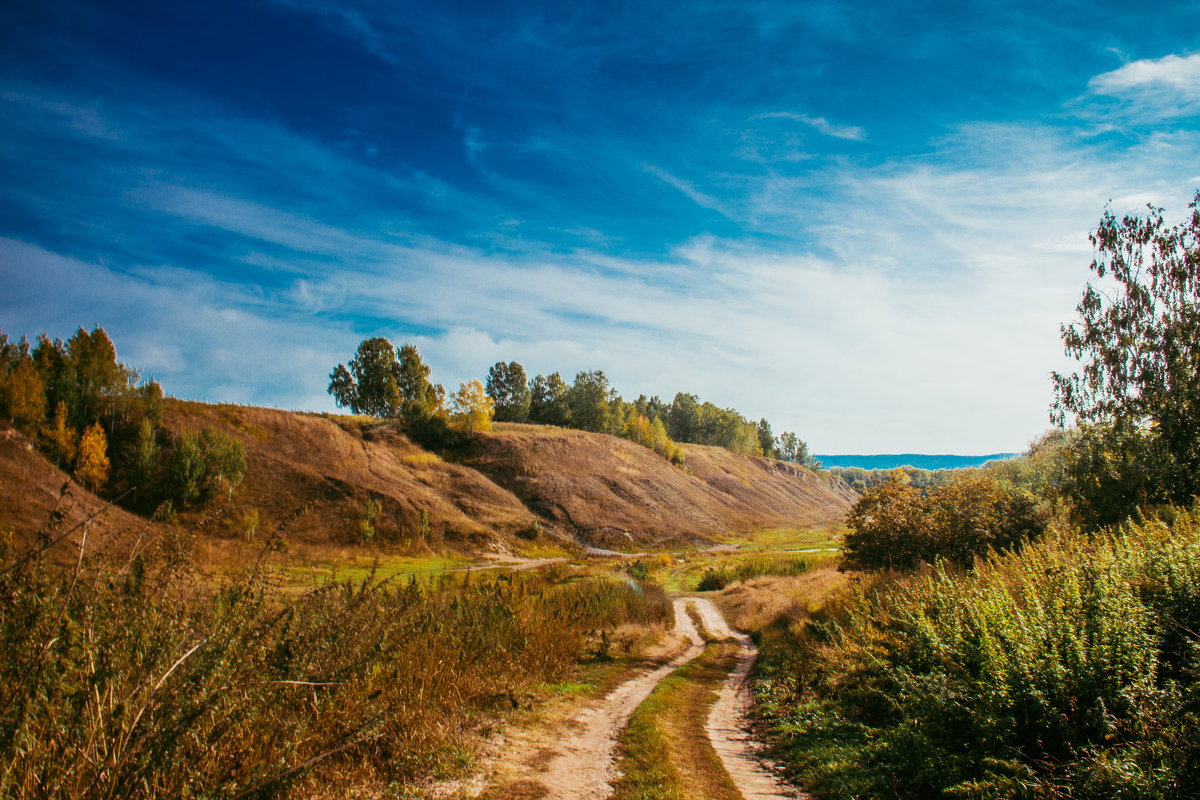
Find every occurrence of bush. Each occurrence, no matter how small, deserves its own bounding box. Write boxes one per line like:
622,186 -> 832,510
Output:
841,473 -> 1047,571
757,509 -> 1200,799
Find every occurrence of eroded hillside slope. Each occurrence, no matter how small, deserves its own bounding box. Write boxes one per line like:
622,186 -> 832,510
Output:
1,402 -> 853,555
465,424 -> 854,549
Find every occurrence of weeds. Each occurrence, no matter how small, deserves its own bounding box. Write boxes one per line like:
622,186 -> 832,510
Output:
0,514 -> 671,798
755,510 -> 1200,799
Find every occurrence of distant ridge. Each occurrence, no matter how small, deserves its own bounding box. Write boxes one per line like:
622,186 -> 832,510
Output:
816,453 -> 1020,471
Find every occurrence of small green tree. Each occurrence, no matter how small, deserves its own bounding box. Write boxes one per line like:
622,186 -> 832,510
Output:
757,418 -> 777,459
566,370 -> 615,433
200,428 -> 247,501
167,431 -> 207,507
528,372 -> 571,426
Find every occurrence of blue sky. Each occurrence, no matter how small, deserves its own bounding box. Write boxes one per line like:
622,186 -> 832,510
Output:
2,1 -> 1199,452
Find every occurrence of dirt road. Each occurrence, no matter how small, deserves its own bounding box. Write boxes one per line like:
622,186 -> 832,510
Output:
536,598 -> 705,799
453,596 -> 805,800
695,601 -> 810,800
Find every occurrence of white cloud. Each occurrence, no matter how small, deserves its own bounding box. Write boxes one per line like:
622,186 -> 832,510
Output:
642,164 -> 731,215
1088,53 -> 1200,115
756,111 -> 866,141
1090,53 -> 1200,98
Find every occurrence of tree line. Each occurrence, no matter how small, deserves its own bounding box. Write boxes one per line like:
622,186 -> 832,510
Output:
0,326 -> 245,513
327,340 -> 817,468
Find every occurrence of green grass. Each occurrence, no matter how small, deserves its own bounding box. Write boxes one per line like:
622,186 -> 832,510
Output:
631,549 -> 836,593
287,554 -> 467,586
715,524 -> 844,552
612,638 -> 741,800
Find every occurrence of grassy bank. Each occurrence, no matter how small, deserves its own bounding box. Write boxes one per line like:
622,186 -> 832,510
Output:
752,510 -> 1200,799
0,525 -> 671,798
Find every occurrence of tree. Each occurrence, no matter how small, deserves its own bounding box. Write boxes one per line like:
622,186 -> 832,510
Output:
667,392 -> 699,442
486,361 -> 531,422
131,418 -> 159,493
329,337 -> 401,417
167,431 -> 207,507
45,400 -> 76,467
778,431 -> 799,462
841,473 -> 1046,571
567,370 -> 615,433
3,358 -> 45,432
75,422 -> 110,492
757,418 -> 777,459
529,372 -> 571,426
328,363 -> 358,412
1052,192 -> 1200,518
396,343 -> 443,419
450,380 -> 495,432
200,428 -> 247,501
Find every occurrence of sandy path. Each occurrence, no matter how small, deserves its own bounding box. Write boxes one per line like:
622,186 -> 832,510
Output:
536,597 -> 705,799
694,600 -> 810,800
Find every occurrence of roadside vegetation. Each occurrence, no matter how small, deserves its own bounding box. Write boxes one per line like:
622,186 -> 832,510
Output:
0,514 -> 671,798
746,193 -> 1200,798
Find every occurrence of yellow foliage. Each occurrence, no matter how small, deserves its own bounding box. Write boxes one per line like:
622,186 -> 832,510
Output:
75,422 -> 110,492
3,359 -> 45,431
44,401 -> 76,467
450,380 -> 495,433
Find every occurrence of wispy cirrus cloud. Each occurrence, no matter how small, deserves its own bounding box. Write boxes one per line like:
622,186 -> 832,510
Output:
756,111 -> 866,141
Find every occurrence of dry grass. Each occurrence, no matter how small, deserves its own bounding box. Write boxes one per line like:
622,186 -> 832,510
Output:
0,518 -> 673,799
714,565 -> 848,634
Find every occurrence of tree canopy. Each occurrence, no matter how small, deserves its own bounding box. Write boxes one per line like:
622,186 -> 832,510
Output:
486,361 -> 531,422
1052,191 -> 1200,520
328,338 -> 442,420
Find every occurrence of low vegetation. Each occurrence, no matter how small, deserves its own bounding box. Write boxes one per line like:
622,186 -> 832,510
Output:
841,472 -> 1048,571
755,511 -> 1200,799
746,194 -> 1200,799
0,515 -> 671,798
613,636 -> 742,800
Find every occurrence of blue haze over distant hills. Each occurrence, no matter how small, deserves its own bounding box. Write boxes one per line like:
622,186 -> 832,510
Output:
815,454 -> 1020,471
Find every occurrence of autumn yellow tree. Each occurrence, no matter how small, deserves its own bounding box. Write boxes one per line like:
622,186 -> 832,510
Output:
44,401 -> 76,467
2,359 -> 45,432
450,380 -> 495,432
75,422 -> 110,491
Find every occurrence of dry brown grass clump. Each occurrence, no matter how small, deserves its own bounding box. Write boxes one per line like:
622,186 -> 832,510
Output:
0,514 -> 671,799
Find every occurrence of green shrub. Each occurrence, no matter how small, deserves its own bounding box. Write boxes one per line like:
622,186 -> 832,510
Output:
842,473 -> 1047,571
756,509 -> 1200,799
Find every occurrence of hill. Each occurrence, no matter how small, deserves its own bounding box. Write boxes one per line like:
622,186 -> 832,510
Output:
815,453 -> 1019,471
1,400 -> 854,556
